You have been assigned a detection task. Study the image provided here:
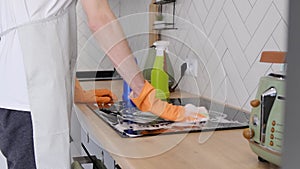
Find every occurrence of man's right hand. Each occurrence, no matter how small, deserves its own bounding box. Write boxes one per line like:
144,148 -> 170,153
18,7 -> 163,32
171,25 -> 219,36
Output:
130,81 -> 209,122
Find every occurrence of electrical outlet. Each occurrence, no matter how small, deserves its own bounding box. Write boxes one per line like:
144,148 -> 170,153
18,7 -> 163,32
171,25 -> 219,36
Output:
185,58 -> 198,77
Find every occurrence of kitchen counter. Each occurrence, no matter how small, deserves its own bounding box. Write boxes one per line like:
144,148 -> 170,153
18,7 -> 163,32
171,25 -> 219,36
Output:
75,80 -> 279,169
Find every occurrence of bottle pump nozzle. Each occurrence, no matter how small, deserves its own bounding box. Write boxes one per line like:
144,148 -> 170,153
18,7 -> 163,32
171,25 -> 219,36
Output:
153,41 -> 170,57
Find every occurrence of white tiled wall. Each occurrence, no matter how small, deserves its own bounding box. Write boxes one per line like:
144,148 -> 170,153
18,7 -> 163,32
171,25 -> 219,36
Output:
76,0 -> 151,71
119,0 -> 151,67
162,0 -> 288,111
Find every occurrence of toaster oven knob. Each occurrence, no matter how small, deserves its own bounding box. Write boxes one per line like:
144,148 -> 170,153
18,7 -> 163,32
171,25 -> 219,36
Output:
271,127 -> 275,133
243,128 -> 254,140
250,99 -> 260,107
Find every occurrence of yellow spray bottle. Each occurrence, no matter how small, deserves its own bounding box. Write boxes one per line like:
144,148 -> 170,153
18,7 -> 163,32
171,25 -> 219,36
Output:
151,41 -> 170,99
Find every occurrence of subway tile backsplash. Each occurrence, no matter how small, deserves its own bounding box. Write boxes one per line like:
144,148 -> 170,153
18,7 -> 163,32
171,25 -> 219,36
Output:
163,0 -> 288,112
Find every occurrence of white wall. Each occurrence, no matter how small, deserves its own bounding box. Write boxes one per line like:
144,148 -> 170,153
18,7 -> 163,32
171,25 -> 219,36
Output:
76,0 -> 152,71
161,0 -> 288,111
119,0 -> 152,68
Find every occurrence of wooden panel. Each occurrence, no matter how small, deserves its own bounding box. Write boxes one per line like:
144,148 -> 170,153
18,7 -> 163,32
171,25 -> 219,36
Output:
260,51 -> 287,63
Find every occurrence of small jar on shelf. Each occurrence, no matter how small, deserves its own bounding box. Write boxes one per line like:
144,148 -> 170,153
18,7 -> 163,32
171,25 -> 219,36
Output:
153,0 -> 177,30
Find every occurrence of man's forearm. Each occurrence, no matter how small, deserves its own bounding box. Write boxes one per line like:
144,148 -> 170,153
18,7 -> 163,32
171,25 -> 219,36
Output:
80,0 -> 145,96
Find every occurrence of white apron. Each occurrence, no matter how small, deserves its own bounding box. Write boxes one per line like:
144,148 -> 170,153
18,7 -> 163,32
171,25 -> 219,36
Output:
0,1 -> 77,169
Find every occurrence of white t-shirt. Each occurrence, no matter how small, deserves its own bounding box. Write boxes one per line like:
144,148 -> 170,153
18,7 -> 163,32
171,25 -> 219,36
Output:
0,31 -> 30,111
0,0 -> 74,111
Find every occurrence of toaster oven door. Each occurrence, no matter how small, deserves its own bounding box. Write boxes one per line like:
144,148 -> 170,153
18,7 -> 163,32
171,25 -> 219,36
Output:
261,87 -> 277,144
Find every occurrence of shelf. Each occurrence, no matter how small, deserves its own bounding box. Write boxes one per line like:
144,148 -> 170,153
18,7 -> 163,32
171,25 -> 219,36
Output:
154,27 -> 178,30
153,0 -> 176,5
152,0 -> 177,35
153,0 -> 177,30
153,22 -> 177,30
153,22 -> 175,25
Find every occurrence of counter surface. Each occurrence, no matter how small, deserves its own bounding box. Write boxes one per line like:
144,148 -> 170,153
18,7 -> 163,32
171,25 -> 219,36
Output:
76,80 -> 279,169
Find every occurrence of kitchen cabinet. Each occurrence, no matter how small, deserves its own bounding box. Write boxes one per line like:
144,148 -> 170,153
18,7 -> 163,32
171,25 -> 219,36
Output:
71,106 -> 120,169
80,128 -> 117,169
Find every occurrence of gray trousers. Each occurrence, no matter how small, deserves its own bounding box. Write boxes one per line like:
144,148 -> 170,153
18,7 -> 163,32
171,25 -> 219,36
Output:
0,108 -> 36,169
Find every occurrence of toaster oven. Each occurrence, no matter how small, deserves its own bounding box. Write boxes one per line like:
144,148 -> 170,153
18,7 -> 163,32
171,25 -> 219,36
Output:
243,51 -> 286,166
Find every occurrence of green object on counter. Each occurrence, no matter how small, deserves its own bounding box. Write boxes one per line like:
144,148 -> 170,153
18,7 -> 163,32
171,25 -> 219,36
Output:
143,47 -> 175,88
151,41 -> 170,99
71,161 -> 84,169
71,159 -> 107,169
248,74 -> 285,166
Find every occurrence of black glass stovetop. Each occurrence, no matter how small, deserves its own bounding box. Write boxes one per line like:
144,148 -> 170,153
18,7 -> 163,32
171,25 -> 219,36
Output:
87,98 -> 249,138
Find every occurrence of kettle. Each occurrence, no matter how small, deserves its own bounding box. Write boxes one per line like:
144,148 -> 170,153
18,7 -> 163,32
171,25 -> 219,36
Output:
243,51 -> 286,166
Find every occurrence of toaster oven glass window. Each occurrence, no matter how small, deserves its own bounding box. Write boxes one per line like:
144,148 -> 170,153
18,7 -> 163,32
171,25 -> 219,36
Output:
261,87 -> 277,143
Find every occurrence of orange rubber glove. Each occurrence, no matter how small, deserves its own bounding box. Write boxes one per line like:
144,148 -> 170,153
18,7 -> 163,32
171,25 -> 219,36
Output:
130,81 -> 208,122
74,79 -> 117,107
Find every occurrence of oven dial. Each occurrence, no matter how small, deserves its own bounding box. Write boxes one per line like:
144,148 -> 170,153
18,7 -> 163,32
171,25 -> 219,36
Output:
271,127 -> 275,133
250,99 -> 260,107
270,141 -> 274,146
243,128 -> 255,140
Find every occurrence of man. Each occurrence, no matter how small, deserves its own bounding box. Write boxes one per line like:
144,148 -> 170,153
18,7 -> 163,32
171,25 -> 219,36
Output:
79,0 -> 207,122
0,1 -> 79,169
0,0 -> 207,169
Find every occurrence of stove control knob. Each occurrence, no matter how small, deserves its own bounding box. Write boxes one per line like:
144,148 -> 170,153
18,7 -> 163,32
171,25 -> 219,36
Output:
250,99 -> 260,107
243,128 -> 255,140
